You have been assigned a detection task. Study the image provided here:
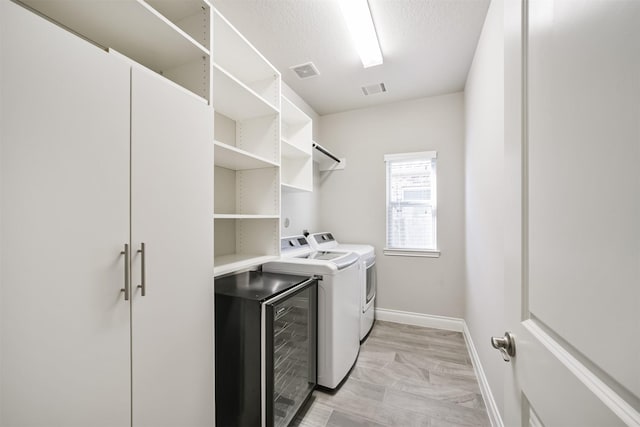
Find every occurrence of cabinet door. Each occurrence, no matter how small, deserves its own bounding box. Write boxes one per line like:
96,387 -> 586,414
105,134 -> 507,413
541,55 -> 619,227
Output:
130,67 -> 214,427
0,2 -> 131,426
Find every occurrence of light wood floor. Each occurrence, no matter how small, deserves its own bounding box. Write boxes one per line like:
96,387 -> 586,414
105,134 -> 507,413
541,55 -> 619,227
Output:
292,320 -> 490,427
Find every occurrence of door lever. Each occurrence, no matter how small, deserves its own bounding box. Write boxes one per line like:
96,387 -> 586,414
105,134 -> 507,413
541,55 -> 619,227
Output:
491,332 -> 516,362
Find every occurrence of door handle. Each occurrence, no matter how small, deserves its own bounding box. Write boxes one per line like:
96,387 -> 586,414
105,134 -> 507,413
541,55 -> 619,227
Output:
137,242 -> 146,296
120,243 -> 130,301
491,331 -> 516,362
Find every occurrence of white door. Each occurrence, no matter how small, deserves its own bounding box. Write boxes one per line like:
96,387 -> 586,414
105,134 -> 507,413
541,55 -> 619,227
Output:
503,1 -> 640,425
130,67 -> 214,427
0,2 -> 131,425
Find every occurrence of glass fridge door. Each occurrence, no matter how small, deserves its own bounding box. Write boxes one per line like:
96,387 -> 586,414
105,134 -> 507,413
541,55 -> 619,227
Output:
266,282 -> 317,427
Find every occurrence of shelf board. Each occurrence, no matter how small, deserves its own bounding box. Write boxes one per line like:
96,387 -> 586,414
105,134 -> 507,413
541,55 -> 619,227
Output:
21,0 -> 209,72
212,63 -> 278,120
213,9 -> 280,85
214,214 -> 280,219
281,95 -> 311,126
281,139 -> 311,159
214,141 -> 279,170
281,183 -> 312,193
147,0 -> 207,24
214,254 -> 279,277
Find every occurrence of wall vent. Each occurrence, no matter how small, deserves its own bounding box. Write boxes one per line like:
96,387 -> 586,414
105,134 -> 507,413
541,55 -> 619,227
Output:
290,62 -> 320,79
361,82 -> 387,96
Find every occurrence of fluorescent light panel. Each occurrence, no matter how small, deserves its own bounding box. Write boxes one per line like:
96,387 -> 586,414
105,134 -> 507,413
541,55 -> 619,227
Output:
339,0 -> 383,68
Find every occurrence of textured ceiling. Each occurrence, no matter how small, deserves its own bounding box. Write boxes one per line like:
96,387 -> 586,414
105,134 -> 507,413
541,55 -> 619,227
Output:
212,0 -> 490,115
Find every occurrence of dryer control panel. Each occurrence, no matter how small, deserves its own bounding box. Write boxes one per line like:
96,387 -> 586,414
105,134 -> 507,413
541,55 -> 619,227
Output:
312,232 -> 334,244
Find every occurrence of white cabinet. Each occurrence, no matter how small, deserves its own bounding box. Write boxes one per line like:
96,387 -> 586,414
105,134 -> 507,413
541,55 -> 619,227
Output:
20,0 -> 212,102
281,96 -> 313,192
1,3 -> 130,425
212,8 -> 282,277
130,67 -> 214,427
0,3 -> 214,425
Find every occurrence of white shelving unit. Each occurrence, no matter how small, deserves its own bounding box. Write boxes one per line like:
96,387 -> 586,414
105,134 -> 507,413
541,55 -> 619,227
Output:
280,96 -> 313,192
213,9 -> 280,110
22,1 -> 309,276
212,8 -> 282,276
20,0 -> 212,102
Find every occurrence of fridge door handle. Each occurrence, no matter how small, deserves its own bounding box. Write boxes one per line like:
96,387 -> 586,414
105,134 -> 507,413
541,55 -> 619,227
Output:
262,278 -> 316,306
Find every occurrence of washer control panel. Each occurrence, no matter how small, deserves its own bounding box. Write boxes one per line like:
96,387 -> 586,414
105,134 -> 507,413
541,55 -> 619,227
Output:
280,235 -> 310,252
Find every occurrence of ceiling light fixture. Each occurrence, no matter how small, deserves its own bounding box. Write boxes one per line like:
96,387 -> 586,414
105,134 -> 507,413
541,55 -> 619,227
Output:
339,0 -> 383,68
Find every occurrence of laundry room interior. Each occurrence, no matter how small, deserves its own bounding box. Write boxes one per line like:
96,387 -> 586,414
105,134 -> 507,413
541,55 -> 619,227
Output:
1,0 -> 638,426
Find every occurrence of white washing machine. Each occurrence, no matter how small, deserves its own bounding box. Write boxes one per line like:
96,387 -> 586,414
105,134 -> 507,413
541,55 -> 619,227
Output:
263,236 -> 360,389
308,232 -> 376,341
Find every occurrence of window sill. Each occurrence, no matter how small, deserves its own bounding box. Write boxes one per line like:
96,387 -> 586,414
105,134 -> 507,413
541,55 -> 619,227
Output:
383,248 -> 441,258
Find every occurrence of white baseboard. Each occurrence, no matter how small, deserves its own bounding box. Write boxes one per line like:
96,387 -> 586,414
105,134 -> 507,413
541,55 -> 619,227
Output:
374,307 -> 503,427
375,307 -> 464,332
463,322 -> 504,427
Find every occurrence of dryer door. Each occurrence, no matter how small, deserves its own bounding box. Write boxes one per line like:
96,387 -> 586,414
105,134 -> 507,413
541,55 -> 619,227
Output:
364,259 -> 376,311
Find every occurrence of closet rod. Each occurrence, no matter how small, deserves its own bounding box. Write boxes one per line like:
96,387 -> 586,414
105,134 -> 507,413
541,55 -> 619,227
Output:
313,142 -> 341,163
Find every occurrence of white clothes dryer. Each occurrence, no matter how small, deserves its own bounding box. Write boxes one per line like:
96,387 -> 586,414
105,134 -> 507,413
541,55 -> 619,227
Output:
263,236 -> 360,389
308,232 -> 376,341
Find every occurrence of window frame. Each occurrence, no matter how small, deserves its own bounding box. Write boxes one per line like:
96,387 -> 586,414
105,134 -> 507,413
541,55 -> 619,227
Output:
383,151 -> 440,258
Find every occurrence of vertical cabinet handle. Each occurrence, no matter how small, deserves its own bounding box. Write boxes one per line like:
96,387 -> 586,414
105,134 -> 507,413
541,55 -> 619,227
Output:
120,243 -> 130,301
137,242 -> 146,296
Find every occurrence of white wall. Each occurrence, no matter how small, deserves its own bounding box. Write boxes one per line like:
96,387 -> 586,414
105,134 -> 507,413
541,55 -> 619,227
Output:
463,0 -> 505,417
280,82 -> 321,236
318,93 -> 465,317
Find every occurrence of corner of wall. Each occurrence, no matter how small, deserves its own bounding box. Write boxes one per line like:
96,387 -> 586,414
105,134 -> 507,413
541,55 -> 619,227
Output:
463,0 -> 506,422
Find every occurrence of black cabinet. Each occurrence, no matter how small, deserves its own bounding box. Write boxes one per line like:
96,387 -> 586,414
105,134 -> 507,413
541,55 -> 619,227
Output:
215,271 -> 317,427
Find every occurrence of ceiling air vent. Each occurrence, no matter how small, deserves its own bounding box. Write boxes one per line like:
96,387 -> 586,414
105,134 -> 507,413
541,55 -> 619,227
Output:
291,62 -> 320,79
361,83 -> 387,96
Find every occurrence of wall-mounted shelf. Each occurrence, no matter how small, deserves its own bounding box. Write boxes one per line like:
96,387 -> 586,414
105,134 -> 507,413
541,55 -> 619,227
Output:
146,0 -> 211,48
313,141 -> 345,171
281,183 -> 312,193
281,139 -> 310,159
214,141 -> 278,171
281,97 -> 312,154
212,64 -> 279,120
21,0 -> 211,101
281,96 -> 312,126
280,96 -> 312,192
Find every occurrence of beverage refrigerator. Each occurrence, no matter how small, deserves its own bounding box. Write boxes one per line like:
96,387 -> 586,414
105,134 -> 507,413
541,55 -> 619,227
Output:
215,271 -> 317,427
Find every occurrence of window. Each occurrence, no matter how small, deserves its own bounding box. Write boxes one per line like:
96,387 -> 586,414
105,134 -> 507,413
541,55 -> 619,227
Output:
384,151 -> 439,257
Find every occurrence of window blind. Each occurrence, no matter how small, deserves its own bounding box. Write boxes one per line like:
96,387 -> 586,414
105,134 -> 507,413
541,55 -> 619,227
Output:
385,151 -> 437,251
